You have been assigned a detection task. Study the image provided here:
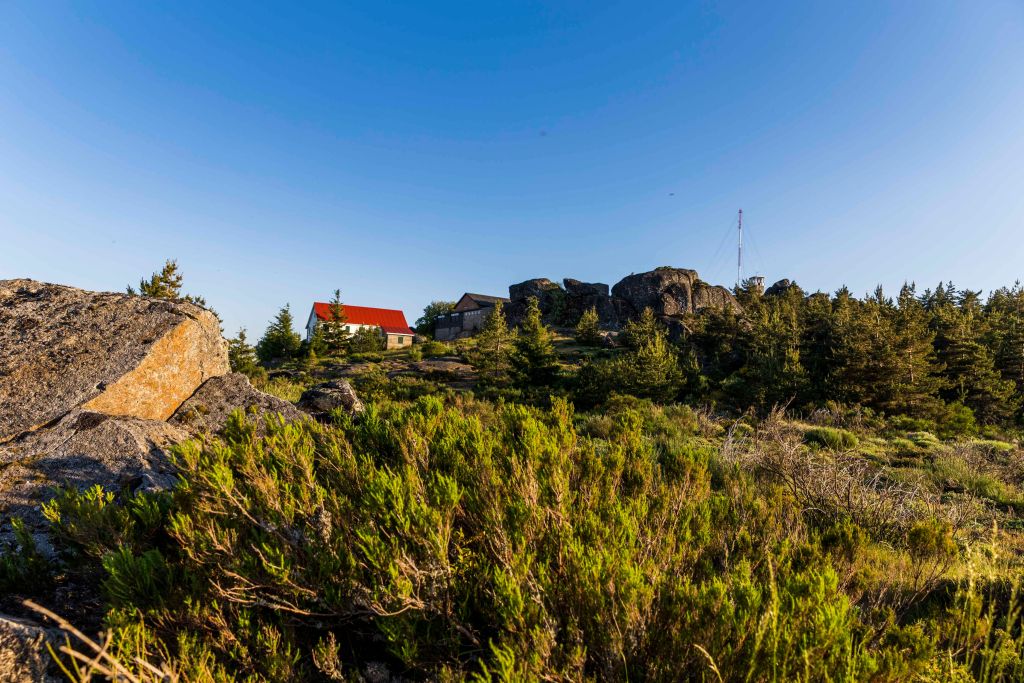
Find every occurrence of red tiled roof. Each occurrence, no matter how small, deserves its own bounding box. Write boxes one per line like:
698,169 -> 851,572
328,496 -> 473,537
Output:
312,302 -> 414,336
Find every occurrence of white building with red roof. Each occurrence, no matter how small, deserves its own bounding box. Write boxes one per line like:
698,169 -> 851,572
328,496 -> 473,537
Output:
305,302 -> 415,349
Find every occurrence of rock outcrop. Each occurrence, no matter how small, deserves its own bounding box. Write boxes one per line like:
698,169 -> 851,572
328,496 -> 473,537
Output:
298,380 -> 365,417
0,280 -> 304,544
0,410 -> 185,531
171,373 -> 305,436
508,278 -> 562,305
502,267 -> 739,330
765,279 -> 799,297
0,279 -> 228,442
611,267 -> 739,319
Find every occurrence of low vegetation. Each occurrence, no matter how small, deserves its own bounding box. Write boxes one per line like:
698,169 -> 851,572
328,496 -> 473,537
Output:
8,270 -> 1024,681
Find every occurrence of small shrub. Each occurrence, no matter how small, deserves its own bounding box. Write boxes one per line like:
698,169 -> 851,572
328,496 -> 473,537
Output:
0,518 -> 52,593
803,426 -> 859,450
420,340 -> 451,358
907,431 -> 943,453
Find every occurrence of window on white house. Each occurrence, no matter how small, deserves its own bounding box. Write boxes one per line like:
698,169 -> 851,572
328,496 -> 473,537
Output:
397,336 -> 404,344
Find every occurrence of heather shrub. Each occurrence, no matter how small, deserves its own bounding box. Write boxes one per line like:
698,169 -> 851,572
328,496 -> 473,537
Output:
38,400 -> 910,681
804,426 -> 860,450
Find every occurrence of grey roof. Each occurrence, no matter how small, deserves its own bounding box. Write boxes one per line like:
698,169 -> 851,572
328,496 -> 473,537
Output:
462,293 -> 510,307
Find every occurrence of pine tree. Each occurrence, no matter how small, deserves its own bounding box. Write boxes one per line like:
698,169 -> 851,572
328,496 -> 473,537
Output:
256,304 -> 302,364
617,313 -> 683,402
349,326 -> 384,354
732,294 -> 805,409
514,296 -> 558,386
934,293 -> 1018,423
228,328 -> 261,376
127,259 -> 207,307
320,289 -> 350,355
988,284 -> 1024,406
885,284 -> 945,416
574,306 -> 602,346
620,329 -> 684,402
621,308 -> 663,351
473,301 -> 515,384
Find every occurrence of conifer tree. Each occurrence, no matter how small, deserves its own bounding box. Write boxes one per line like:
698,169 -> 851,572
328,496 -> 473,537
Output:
932,292 -> 1018,423
885,284 -> 945,416
988,284 -> 1024,407
732,294 -> 805,409
514,296 -> 558,386
228,328 -> 261,376
349,326 -> 384,354
575,306 -> 602,346
621,308 -> 663,351
617,312 -> 683,401
256,304 -> 302,364
621,329 -> 684,402
473,301 -> 515,384
127,259 -> 207,307
321,289 -> 350,355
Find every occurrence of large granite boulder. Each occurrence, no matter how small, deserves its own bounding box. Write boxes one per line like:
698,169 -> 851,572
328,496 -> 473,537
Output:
0,410 -> 186,535
508,278 -> 561,303
506,278 -> 566,325
170,373 -> 305,436
0,279 -> 228,442
611,267 -> 739,320
562,278 -> 617,326
298,380 -> 365,417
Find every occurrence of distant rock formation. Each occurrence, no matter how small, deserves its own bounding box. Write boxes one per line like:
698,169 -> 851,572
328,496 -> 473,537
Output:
612,267 -> 739,319
504,267 -> 740,331
764,278 -> 801,297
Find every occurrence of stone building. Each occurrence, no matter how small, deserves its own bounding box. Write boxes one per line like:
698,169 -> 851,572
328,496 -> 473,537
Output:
434,293 -> 509,341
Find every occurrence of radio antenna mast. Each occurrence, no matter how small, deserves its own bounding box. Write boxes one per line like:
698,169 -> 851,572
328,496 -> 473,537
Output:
736,209 -> 743,287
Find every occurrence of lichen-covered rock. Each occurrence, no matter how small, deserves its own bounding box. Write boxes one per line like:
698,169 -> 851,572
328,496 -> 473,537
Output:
0,410 -> 185,532
611,267 -> 740,320
170,373 -> 305,436
298,380 -> 365,417
0,279 -> 228,442
0,614 -> 62,683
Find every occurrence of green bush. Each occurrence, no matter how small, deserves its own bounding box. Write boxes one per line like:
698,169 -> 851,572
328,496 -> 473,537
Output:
0,518 -> 52,593
420,340 -> 451,357
908,431 -> 943,452
803,426 -> 859,450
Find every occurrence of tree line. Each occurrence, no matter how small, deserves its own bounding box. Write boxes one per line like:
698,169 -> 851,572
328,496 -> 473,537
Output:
465,279 -> 1024,432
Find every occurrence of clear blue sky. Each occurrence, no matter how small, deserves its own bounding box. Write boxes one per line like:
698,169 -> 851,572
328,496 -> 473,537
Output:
2,2 -> 1023,337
